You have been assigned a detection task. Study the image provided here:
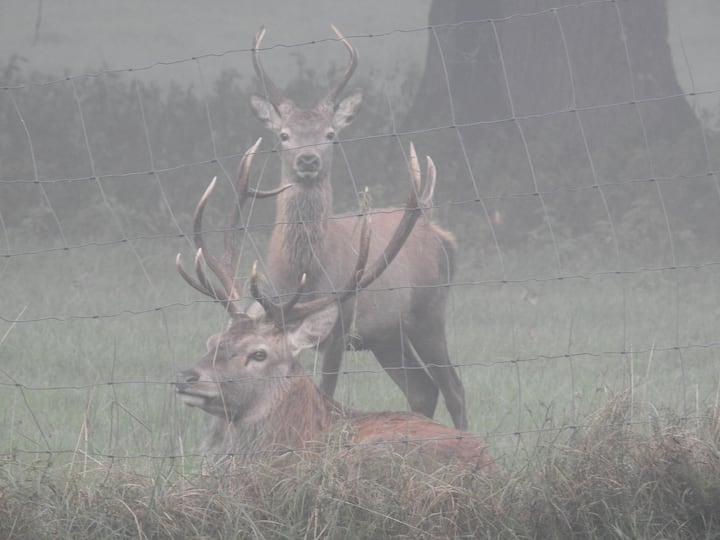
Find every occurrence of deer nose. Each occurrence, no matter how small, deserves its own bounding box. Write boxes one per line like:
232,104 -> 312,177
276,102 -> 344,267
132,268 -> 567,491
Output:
295,153 -> 321,173
175,369 -> 199,393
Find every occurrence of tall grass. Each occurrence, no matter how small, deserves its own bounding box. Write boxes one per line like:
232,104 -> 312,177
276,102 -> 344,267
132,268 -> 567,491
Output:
2,394 -> 720,538
2,228 -> 720,537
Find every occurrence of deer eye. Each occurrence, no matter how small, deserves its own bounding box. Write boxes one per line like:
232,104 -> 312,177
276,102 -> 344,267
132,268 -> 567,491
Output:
279,131 -> 290,142
248,350 -> 267,363
325,130 -> 336,141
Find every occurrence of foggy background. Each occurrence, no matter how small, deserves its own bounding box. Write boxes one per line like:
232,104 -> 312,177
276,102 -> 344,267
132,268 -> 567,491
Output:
2,0 -> 720,461
2,0 -> 719,126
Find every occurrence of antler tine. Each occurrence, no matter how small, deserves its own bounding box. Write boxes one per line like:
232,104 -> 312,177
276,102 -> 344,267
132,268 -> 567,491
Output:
418,154 -> 437,219
253,26 -> 286,109
191,176 -> 217,254
175,176 -> 244,315
408,142 -> 421,199
224,138 -> 293,269
339,210 -> 371,297
405,140 -> 436,216
175,248 -> 244,317
191,178 -> 236,294
420,155 -> 436,208
355,143 -> 422,290
348,142 -> 425,292
192,249 -> 213,293
250,261 -> 308,325
240,138 -> 293,200
176,251 -> 213,297
326,24 -> 358,104
223,143 -> 252,269
224,137 -> 258,269
234,137 -> 263,211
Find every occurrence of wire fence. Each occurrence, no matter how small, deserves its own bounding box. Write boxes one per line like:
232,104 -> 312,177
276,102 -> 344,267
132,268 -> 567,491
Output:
1,0 -> 720,466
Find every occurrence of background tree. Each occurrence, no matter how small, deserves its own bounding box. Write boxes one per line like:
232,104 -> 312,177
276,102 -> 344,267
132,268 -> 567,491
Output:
401,0 -> 713,255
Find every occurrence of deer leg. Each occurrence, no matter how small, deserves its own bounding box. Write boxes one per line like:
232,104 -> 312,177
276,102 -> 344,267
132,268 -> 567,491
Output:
370,338 -> 439,420
404,328 -> 468,430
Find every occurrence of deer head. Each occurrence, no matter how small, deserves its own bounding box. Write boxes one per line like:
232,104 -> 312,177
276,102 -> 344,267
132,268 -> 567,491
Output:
173,308 -> 339,423
249,25 -> 363,186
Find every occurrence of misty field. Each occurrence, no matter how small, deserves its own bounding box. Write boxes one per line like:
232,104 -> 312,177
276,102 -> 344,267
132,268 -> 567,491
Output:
4,2 -> 720,535
2,235 -> 720,538
3,230 -> 720,460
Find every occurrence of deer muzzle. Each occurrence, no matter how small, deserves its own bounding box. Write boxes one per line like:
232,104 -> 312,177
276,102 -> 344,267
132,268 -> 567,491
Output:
174,369 -> 215,408
175,369 -> 199,393
294,152 -> 322,180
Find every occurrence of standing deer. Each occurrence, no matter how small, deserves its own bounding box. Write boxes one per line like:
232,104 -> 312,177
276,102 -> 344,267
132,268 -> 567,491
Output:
249,26 -> 468,429
174,143 -> 496,473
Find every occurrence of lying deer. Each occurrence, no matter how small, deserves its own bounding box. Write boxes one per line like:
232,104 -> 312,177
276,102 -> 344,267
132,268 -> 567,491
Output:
249,26 -> 468,429
174,143 -> 496,473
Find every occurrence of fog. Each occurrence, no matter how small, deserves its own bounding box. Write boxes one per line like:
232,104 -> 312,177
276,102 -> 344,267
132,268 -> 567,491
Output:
3,1 -> 718,125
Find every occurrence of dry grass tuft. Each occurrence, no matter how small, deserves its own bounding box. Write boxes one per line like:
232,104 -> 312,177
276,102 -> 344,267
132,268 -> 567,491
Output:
2,395 -> 720,538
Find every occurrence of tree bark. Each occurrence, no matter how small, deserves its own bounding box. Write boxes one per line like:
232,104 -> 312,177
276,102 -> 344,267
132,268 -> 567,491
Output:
408,0 -> 697,129
401,0 -> 709,253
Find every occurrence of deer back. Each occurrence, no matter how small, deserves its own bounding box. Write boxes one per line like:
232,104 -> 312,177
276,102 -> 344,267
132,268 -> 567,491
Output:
348,412 -> 499,474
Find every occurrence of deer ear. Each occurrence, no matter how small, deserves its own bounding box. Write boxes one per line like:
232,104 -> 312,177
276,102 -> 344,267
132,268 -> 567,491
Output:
250,93 -> 283,132
333,89 -> 362,131
286,304 -> 338,357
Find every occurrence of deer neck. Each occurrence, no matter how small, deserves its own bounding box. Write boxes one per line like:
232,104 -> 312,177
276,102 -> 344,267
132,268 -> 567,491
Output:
263,374 -> 340,448
276,173 -> 333,275
206,368 -> 340,463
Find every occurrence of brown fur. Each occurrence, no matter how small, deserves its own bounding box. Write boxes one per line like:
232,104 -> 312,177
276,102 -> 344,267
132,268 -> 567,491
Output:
175,314 -> 497,474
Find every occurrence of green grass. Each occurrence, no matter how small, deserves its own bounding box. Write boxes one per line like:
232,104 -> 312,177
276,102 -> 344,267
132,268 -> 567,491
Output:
2,224 -> 720,537
3,230 -> 720,462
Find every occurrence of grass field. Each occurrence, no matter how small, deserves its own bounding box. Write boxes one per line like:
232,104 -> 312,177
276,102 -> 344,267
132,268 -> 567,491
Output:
2,220 -> 720,537
4,228 -> 720,463
3,1 -> 720,533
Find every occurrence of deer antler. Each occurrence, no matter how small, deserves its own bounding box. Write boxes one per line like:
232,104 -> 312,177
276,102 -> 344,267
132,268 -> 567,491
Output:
176,177 -> 242,314
223,138 -> 291,270
326,25 -> 359,105
252,142 -> 430,325
176,140 -> 289,316
249,261 -> 310,324
250,212 -> 370,326
253,25 -> 358,109
252,27 -> 287,109
355,142 -> 429,291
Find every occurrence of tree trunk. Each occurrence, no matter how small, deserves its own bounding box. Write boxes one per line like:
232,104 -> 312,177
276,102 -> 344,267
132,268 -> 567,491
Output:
401,0 -> 711,259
